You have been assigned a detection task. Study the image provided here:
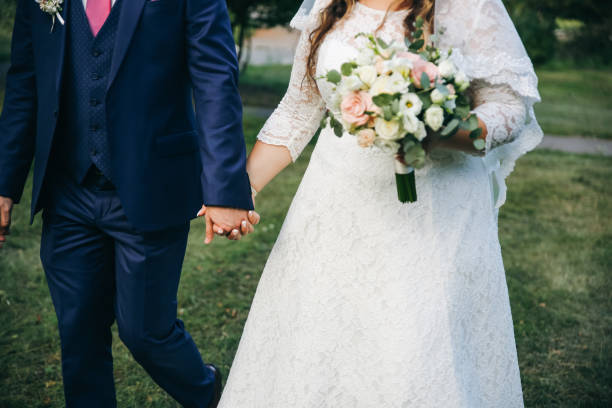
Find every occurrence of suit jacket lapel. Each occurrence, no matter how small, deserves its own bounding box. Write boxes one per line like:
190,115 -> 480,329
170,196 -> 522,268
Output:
54,0 -> 70,96
107,0 -> 147,90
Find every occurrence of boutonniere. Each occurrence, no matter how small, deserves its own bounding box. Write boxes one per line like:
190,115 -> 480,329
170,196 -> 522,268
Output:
36,0 -> 65,32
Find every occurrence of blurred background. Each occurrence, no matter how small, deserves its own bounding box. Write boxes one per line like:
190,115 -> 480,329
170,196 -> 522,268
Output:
0,0 -> 610,406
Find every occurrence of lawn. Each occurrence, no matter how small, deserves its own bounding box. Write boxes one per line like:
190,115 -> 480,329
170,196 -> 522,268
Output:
240,65 -> 612,139
0,20 -> 611,407
1,113 -> 611,406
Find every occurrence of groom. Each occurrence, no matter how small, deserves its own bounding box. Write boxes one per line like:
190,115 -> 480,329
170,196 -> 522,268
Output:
0,0 -> 257,406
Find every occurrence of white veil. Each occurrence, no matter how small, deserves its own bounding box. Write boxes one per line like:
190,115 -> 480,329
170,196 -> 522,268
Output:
289,0 -> 543,209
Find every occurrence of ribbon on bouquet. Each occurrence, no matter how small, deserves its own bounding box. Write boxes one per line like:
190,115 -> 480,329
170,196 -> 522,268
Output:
394,160 -> 417,203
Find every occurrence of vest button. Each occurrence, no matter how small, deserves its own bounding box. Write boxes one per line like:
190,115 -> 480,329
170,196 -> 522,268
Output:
92,73 -> 101,80
93,49 -> 102,57
91,124 -> 100,132
90,99 -> 100,107
92,148 -> 98,156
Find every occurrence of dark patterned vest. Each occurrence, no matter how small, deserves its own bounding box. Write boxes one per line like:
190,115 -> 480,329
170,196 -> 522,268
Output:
53,0 -> 122,183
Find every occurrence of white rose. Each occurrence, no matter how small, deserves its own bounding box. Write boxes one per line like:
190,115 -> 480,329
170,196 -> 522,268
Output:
430,89 -> 446,104
402,112 -> 419,134
415,120 -> 427,141
374,117 -> 402,140
399,93 -> 423,116
355,65 -> 378,87
438,59 -> 456,78
389,58 -> 413,78
374,139 -> 401,155
424,105 -> 444,132
339,75 -> 364,95
356,47 -> 376,65
455,71 -> 470,92
388,72 -> 409,94
370,76 -> 393,96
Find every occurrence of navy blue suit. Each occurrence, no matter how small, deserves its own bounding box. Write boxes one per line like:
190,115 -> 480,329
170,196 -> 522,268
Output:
0,0 -> 252,406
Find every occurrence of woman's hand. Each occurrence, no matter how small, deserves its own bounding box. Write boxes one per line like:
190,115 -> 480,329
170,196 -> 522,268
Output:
422,117 -> 488,156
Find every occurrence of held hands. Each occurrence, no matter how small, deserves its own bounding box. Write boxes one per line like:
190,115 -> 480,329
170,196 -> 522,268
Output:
0,196 -> 14,249
197,204 -> 260,244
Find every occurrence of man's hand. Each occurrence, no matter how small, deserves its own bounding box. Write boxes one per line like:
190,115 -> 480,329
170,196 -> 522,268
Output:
0,196 -> 14,249
197,205 -> 261,244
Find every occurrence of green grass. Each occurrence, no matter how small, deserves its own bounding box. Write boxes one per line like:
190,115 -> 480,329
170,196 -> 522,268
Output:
535,69 -> 612,139
239,64 -> 292,108
0,113 -> 611,406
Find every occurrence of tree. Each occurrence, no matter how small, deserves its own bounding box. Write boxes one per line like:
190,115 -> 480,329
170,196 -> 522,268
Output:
503,0 -> 612,64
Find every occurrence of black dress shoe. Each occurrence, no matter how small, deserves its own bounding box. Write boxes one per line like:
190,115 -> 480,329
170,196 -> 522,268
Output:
206,364 -> 223,408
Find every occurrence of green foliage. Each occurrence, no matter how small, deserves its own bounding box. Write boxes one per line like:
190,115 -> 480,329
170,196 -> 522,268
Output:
503,0 -> 612,65
1,147 -> 611,406
326,69 -> 341,85
535,69 -> 612,139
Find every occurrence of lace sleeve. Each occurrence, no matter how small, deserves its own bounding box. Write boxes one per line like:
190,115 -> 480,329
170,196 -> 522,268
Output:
257,29 -> 327,162
436,0 -> 543,209
471,82 -> 527,154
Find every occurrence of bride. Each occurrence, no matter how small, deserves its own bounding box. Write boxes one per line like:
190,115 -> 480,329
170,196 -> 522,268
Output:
217,0 -> 542,406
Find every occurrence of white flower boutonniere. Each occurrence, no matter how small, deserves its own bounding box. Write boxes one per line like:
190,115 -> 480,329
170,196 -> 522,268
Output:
36,0 -> 65,32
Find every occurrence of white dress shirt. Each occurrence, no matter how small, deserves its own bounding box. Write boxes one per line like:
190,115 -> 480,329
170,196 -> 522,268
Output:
82,0 -> 118,8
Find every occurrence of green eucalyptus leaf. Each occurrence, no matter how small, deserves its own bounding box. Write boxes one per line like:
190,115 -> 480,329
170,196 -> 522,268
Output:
455,104 -> 470,119
414,29 -> 423,39
418,93 -> 432,110
420,72 -> 431,89
391,99 -> 400,114
440,118 -> 460,138
415,16 -> 424,28
383,105 -> 394,121
372,93 -> 394,107
459,119 -> 471,131
403,140 -> 417,152
468,115 -> 479,131
456,93 -> 470,106
409,39 -> 425,51
436,83 -> 450,96
377,37 -> 389,49
326,70 -> 342,84
473,138 -> 486,150
470,128 -> 483,140
341,63 -> 354,76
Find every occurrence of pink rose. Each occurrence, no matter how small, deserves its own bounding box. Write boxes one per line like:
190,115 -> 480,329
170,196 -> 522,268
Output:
410,60 -> 440,88
357,128 -> 376,148
396,52 -> 440,88
447,84 -> 456,95
341,91 -> 376,126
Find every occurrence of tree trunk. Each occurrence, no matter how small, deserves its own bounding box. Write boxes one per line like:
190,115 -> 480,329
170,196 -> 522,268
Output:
236,11 -> 249,68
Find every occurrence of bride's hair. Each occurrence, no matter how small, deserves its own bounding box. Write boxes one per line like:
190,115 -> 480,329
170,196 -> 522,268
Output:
306,0 -> 435,84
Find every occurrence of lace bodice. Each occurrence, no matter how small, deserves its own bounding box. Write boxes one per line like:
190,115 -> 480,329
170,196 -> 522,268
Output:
258,2 -> 527,161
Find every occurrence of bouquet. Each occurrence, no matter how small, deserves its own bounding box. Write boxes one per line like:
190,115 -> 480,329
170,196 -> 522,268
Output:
320,17 -> 484,203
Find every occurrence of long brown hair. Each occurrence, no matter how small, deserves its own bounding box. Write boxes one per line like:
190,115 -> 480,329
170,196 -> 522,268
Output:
306,0 -> 435,83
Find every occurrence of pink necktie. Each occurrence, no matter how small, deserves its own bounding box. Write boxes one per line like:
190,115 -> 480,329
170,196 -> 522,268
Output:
86,0 -> 111,37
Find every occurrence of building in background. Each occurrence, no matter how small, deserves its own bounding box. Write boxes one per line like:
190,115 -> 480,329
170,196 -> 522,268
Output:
247,26 -> 299,66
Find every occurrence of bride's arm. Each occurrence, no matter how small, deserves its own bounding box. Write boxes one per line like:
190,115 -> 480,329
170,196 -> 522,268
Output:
246,142 -> 293,194
246,28 -> 327,194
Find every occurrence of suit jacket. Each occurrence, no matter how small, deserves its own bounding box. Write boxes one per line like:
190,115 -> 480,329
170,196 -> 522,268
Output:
0,0 -> 254,230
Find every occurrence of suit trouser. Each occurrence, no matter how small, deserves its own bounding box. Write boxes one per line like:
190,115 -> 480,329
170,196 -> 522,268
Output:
40,173 -> 215,408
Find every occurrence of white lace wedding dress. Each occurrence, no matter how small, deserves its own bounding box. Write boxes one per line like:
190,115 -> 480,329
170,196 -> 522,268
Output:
219,1 -> 542,407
